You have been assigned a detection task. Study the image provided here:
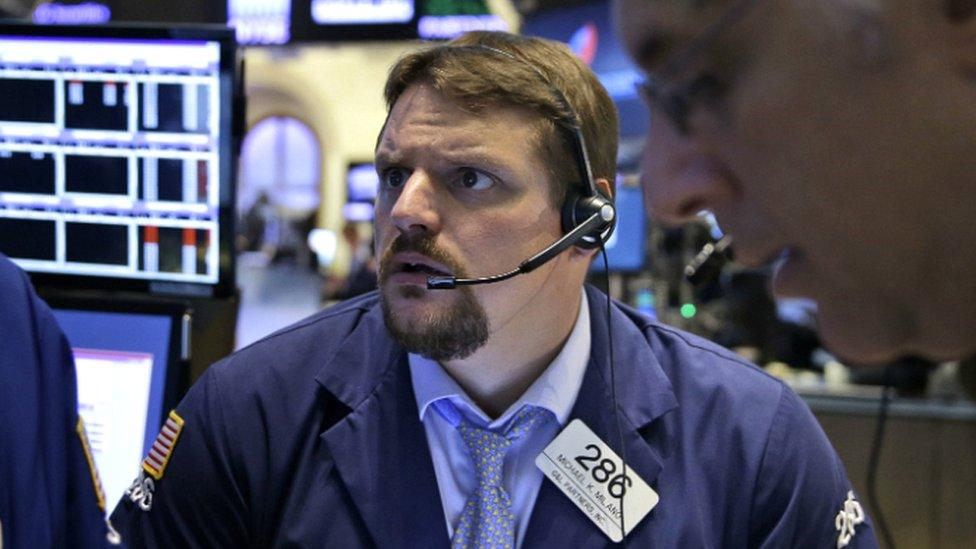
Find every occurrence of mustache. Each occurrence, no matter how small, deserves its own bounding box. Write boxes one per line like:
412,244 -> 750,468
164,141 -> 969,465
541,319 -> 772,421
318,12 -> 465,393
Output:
378,233 -> 467,283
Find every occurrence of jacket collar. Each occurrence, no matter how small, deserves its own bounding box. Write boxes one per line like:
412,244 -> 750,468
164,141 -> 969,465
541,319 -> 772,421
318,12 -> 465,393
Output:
312,287 -> 678,547
313,299 -> 397,409
315,300 -> 450,548
312,287 -> 678,426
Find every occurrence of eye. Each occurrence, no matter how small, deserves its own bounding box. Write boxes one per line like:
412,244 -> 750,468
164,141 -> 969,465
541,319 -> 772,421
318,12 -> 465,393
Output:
682,72 -> 724,107
380,167 -> 410,189
457,168 -> 493,191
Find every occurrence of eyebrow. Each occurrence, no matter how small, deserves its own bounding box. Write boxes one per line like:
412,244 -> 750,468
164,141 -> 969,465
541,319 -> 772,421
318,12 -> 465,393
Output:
374,148 -> 400,166
374,145 -> 513,176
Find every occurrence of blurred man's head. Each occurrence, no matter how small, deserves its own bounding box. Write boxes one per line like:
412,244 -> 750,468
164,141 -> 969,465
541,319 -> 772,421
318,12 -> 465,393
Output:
615,0 -> 976,363
374,32 -> 618,361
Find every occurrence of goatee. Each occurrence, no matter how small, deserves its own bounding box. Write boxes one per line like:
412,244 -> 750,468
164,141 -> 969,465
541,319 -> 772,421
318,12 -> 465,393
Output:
378,233 -> 490,361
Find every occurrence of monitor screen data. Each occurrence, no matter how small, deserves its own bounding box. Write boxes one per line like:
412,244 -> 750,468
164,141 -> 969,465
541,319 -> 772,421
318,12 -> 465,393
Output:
54,307 -> 173,516
75,348 -> 155,514
0,35 -> 224,285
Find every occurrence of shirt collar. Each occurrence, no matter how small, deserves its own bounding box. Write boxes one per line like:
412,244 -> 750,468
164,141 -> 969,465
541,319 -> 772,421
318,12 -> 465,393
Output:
409,287 -> 591,429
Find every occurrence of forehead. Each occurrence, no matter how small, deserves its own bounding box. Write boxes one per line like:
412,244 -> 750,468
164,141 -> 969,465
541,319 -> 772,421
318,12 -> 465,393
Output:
615,0 -> 746,69
376,83 -> 544,165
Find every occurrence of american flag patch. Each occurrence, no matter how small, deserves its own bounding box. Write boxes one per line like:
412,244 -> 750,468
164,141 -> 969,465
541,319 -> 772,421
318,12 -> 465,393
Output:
142,410 -> 185,480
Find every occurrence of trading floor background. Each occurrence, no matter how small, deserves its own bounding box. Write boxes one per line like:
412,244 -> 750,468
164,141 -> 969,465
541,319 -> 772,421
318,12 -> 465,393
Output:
0,0 -> 973,547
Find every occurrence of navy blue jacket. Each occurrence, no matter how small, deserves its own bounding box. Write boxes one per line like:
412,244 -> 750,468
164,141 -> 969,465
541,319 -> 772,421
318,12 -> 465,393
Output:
111,286 -> 876,547
0,253 -> 114,548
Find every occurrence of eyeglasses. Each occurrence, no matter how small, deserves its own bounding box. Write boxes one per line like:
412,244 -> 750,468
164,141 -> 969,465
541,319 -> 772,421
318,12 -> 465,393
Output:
636,0 -> 762,136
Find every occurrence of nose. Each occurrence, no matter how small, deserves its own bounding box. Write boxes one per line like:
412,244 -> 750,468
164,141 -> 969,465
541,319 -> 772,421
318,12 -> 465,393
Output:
640,115 -> 735,226
389,171 -> 442,236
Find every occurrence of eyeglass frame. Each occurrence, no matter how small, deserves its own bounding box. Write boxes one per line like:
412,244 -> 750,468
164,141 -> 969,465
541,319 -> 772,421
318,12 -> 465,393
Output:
636,0 -> 762,135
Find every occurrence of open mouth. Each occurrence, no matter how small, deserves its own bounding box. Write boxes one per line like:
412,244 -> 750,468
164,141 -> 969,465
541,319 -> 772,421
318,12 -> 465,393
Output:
387,251 -> 456,282
399,261 -> 451,277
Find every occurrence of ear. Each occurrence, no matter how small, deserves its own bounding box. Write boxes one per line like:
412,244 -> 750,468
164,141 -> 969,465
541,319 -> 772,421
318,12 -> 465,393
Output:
594,177 -> 614,202
945,0 -> 976,77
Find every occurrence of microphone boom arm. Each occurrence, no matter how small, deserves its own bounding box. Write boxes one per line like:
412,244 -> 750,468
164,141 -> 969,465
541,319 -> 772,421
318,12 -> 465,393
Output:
427,212 -> 607,290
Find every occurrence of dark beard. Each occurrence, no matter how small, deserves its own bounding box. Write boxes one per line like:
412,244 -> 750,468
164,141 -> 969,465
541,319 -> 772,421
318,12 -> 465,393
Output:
378,233 -> 490,361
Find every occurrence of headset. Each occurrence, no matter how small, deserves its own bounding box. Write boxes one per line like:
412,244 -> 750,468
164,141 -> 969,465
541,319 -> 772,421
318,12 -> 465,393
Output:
423,44 -> 617,290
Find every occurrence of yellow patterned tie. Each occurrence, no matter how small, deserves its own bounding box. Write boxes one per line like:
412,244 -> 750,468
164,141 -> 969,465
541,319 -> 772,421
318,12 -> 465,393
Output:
436,402 -> 550,549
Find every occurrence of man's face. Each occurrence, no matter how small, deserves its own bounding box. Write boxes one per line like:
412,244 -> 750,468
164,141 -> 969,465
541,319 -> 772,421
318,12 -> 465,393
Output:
616,0 -> 974,362
374,83 -> 574,361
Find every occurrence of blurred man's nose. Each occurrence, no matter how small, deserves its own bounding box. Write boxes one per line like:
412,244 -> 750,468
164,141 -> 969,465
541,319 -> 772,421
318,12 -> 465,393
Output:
641,115 -> 734,226
389,171 -> 442,236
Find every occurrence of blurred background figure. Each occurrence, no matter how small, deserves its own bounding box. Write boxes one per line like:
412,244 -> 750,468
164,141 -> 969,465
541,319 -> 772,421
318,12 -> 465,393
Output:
320,221 -> 377,302
237,191 -> 273,253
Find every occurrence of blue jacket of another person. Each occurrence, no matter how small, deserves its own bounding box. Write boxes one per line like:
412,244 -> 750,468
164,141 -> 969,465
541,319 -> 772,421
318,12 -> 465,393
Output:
0,252 -> 115,548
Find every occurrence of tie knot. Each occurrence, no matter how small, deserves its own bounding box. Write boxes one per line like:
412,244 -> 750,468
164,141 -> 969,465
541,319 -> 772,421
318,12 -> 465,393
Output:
439,403 -> 550,487
437,402 -> 550,549
505,405 -> 550,441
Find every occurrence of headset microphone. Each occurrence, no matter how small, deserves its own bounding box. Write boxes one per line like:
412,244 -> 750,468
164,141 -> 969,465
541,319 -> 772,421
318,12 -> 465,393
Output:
685,234 -> 733,287
427,206 -> 615,290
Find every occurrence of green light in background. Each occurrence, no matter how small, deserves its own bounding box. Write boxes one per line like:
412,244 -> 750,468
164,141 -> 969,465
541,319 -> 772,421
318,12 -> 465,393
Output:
680,303 -> 697,319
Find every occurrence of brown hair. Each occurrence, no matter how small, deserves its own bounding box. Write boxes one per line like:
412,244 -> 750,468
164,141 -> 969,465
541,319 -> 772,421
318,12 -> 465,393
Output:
382,31 -> 619,206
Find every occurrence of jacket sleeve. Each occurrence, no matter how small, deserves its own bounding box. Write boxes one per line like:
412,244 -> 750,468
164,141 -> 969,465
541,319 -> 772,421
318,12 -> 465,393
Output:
47,310 -> 118,548
0,256 -> 114,548
109,364 -> 249,547
749,386 -> 878,548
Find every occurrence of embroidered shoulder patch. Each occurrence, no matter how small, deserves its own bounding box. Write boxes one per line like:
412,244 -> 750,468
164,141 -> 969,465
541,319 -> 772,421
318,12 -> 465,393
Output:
125,470 -> 155,512
835,490 -> 865,548
76,417 -> 107,512
142,410 -> 185,480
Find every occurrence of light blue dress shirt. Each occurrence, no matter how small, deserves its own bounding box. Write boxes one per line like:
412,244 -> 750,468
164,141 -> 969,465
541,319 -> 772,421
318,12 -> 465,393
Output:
408,289 -> 591,548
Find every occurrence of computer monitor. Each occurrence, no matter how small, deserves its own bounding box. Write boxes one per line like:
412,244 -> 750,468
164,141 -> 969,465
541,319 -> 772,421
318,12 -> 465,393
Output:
0,23 -> 242,297
47,295 -> 190,516
344,162 -> 378,222
417,0 -> 508,41
290,0 -> 419,41
521,0 -> 649,138
227,0 -> 292,45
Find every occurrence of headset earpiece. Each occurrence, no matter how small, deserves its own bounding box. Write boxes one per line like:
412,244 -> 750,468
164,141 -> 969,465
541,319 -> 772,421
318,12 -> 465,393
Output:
561,190 -> 616,250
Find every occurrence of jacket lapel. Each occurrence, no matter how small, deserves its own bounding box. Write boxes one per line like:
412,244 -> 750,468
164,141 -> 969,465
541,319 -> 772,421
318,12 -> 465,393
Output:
315,304 -> 450,549
522,286 -> 678,547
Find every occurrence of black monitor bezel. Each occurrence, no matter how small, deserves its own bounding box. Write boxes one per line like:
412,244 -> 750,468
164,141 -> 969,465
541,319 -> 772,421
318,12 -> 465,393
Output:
41,292 -> 192,436
0,22 -> 241,297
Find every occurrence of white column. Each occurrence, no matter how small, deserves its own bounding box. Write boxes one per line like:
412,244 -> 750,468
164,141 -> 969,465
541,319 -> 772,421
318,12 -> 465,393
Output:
143,158 -> 158,201
182,159 -> 197,203
143,82 -> 158,129
181,229 -> 195,275
182,84 -> 198,131
143,226 -> 159,273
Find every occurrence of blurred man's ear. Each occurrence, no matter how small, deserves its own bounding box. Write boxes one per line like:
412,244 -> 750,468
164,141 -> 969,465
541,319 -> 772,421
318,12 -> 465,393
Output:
945,0 -> 976,77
